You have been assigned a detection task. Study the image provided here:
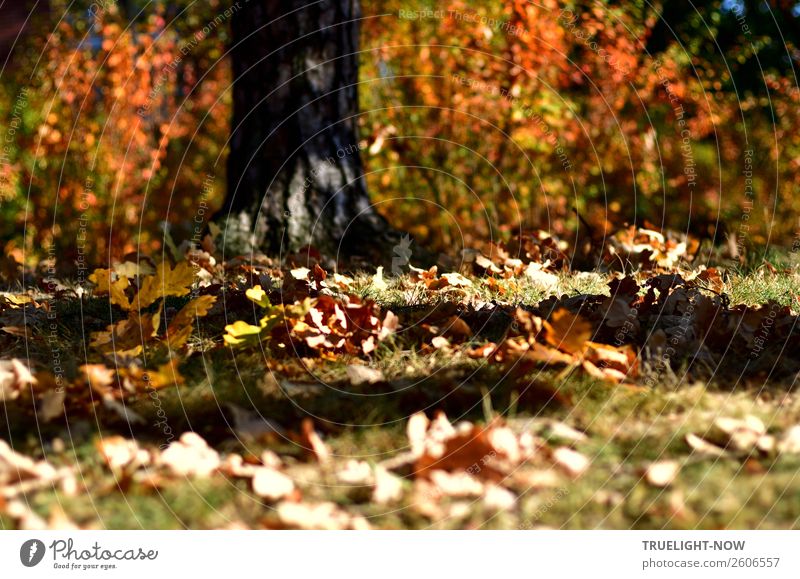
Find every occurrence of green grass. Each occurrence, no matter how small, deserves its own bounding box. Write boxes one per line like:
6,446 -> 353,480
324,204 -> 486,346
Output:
2,264 -> 800,529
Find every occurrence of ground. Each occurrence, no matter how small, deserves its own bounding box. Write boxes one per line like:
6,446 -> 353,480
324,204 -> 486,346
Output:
2,235 -> 800,529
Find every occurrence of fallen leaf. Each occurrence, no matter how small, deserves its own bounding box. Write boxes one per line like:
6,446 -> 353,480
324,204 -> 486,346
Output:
441,272 -> 472,288
543,308 -> 592,355
407,412 -> 430,458
134,261 -> 195,309
372,466 -> 404,504
346,365 -> 384,386
778,425 -> 800,454
252,467 -> 296,501
298,419 -> 330,464
337,460 -> 372,485
276,501 -> 370,530
646,460 -> 680,487
38,389 -> 66,422
552,447 -> 590,477
158,432 -> 220,477
428,469 -> 484,496
96,436 -> 150,470
483,484 -> 517,511
0,359 -> 36,402
685,432 -> 726,457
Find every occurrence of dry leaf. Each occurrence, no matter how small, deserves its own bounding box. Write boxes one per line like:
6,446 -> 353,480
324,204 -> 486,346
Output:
372,466 -> 404,504
441,272 -> 472,288
429,469 -> 484,496
553,447 -> 590,477
158,432 -> 220,477
407,412 -> 430,458
276,501 -> 370,530
134,261 -> 195,309
38,389 -> 66,422
165,294 -> 217,349
685,433 -> 726,456
543,308 -> 592,355
646,460 -> 680,487
346,365 -> 384,386
707,416 -> 766,453
299,419 -> 330,464
483,484 -> 517,511
524,262 -> 559,290
252,467 -> 295,501
778,425 -> 800,454
96,436 -> 150,470
337,460 -> 372,485
0,359 -> 36,402
0,440 -> 72,499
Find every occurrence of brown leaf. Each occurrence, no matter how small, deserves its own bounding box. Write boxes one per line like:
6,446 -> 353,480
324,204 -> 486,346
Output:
165,294 -> 217,349
543,308 -> 592,354
298,419 -> 330,464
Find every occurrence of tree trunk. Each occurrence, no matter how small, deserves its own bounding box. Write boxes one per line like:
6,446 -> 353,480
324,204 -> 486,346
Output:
220,0 -> 393,261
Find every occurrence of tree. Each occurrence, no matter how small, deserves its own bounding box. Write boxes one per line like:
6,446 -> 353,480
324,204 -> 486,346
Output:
220,0 -> 396,260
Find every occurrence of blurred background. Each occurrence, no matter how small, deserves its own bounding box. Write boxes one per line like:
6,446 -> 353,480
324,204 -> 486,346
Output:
1,0 -> 799,267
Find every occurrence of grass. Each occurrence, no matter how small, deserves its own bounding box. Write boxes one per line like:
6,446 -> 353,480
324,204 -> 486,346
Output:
2,264 -> 800,529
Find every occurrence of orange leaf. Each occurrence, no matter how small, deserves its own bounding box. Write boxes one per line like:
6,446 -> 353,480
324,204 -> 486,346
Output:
543,308 -> 592,354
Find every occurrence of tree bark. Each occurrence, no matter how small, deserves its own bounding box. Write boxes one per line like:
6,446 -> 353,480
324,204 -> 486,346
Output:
221,0 -> 393,260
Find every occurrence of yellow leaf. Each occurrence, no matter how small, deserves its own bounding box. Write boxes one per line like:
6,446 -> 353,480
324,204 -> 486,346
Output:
245,285 -> 271,308
89,269 -> 111,294
169,295 -> 216,329
224,320 -> 265,346
89,303 -> 163,355
110,276 -> 131,310
543,308 -> 592,355
80,364 -> 116,395
113,260 -> 155,278
166,295 -> 217,349
134,261 -> 195,309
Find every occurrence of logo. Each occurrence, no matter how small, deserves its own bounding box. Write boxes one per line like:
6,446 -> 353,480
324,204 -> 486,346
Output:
20,539 -> 46,567
391,234 -> 413,275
